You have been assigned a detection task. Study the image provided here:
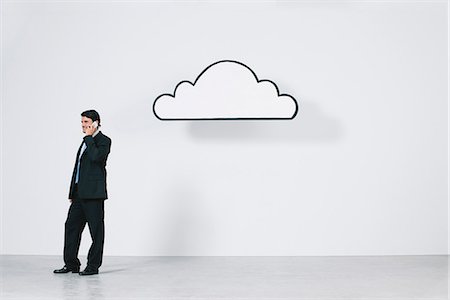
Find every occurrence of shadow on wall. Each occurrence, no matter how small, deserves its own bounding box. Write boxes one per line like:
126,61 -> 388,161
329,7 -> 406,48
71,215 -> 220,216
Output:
187,100 -> 343,142
111,98 -> 341,144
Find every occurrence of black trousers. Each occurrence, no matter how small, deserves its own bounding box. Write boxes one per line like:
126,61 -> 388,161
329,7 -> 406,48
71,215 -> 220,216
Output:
63,184 -> 105,270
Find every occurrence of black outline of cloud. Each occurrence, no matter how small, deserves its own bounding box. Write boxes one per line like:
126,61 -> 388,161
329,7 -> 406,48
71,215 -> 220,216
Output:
153,60 -> 299,121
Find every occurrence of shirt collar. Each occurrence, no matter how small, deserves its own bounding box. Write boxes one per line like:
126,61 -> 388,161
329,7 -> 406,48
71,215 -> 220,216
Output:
92,128 -> 101,138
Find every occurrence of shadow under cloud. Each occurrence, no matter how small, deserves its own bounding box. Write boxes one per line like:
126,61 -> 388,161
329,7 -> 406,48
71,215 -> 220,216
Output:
187,100 -> 343,143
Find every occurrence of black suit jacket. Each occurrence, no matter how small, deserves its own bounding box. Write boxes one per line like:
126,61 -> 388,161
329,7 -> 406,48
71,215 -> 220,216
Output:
69,131 -> 112,200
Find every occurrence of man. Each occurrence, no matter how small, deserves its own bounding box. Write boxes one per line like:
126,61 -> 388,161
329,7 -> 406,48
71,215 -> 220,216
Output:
54,110 -> 112,276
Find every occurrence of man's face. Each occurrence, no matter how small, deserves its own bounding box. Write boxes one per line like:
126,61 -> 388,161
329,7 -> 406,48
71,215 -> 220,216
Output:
81,116 -> 94,133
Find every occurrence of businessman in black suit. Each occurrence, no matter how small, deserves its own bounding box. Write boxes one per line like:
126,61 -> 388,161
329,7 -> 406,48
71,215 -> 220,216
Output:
54,110 -> 112,276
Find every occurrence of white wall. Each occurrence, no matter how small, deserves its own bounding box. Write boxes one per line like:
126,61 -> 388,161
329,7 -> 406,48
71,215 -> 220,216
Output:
1,1 -> 448,256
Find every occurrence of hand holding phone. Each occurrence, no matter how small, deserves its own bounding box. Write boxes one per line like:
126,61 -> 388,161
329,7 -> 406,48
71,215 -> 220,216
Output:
85,121 -> 98,136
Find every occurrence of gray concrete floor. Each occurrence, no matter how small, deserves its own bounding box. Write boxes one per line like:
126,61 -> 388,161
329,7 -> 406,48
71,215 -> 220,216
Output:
0,255 -> 448,299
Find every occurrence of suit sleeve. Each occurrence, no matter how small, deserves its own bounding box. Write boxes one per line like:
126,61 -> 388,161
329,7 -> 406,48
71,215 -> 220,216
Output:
83,135 -> 111,162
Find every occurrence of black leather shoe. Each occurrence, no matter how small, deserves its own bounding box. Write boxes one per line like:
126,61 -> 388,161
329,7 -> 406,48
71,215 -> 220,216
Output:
53,266 -> 80,274
79,268 -> 99,276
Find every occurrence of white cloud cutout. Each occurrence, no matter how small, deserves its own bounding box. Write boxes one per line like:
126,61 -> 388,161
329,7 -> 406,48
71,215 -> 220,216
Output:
153,60 -> 298,120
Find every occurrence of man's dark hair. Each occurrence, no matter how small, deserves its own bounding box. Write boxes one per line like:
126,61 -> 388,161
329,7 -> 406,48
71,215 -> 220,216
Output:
81,110 -> 101,125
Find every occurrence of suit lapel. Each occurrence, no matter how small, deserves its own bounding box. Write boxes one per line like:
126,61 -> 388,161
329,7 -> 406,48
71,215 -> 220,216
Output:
76,141 -> 84,159
80,131 -> 101,160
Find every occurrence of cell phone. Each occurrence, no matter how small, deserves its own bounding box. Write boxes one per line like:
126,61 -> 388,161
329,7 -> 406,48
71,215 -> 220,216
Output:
92,121 -> 98,129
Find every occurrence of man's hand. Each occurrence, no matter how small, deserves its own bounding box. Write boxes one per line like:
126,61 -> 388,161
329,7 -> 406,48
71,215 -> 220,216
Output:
85,124 -> 96,136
